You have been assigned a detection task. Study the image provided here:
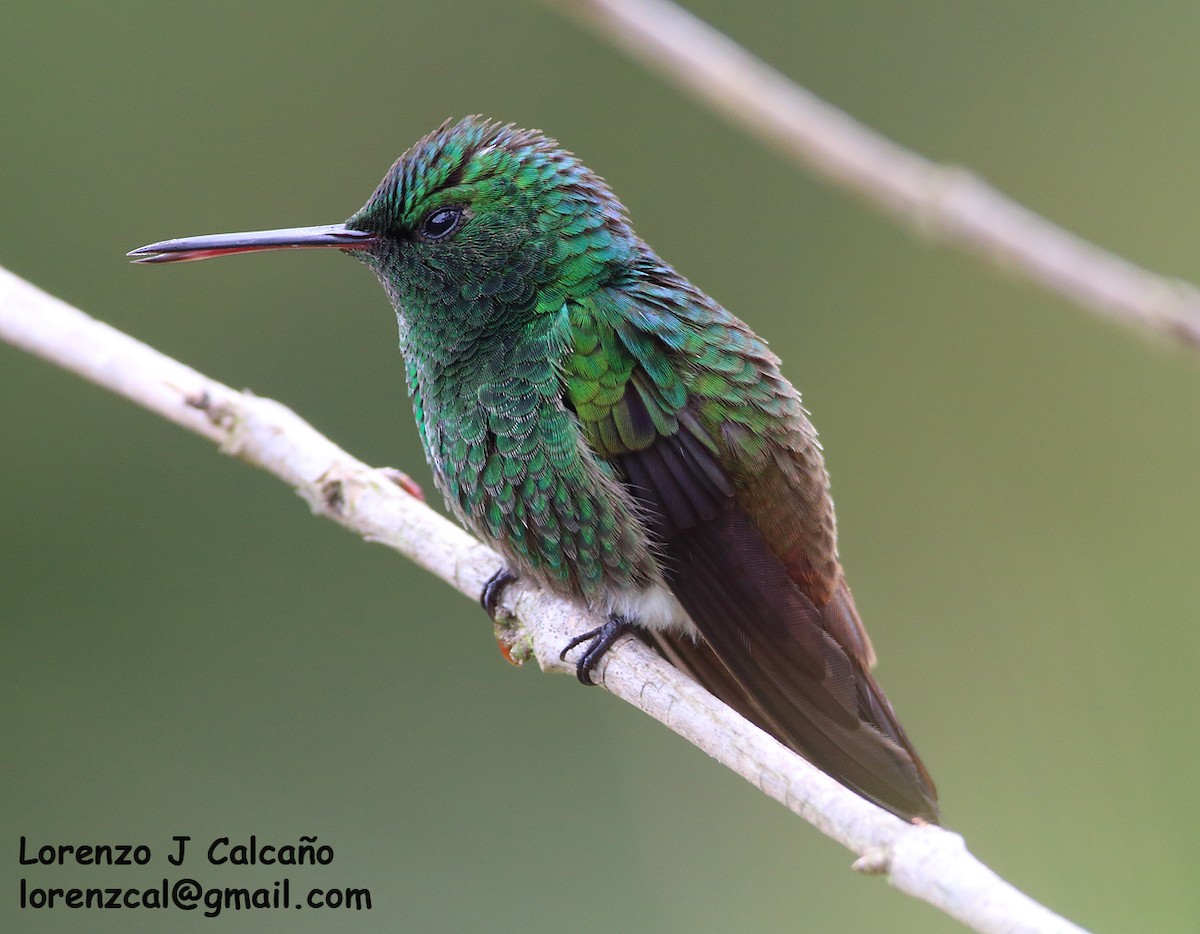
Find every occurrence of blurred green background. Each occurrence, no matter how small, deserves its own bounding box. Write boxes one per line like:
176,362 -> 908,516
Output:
3,2 -> 1199,931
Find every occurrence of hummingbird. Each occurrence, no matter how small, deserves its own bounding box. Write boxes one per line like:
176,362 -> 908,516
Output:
130,117 -> 938,822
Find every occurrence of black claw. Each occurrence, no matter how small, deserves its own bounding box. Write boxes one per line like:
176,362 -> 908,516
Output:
559,615 -> 633,685
481,567 -> 518,619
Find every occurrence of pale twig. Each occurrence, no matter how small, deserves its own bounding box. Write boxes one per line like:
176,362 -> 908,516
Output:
1,264 -> 1089,933
547,0 -> 1200,350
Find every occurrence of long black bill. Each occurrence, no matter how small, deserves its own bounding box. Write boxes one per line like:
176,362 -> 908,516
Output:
127,224 -> 378,264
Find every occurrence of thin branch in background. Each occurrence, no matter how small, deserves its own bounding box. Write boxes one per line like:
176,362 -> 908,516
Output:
546,0 -> 1200,351
1,264 -> 1090,934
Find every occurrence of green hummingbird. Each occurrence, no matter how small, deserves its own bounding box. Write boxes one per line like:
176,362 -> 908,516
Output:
129,117 -> 938,823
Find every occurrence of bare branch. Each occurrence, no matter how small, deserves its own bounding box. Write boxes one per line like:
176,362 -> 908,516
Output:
1,264 -> 1090,932
546,0 -> 1200,350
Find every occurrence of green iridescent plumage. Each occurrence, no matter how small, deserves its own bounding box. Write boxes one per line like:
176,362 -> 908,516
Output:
129,116 -> 939,823
345,120 -> 657,601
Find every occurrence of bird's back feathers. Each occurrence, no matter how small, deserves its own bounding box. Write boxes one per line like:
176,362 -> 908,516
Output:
565,247 -> 938,821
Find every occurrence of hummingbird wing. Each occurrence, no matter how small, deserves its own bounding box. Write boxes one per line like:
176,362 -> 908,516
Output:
564,253 -> 938,822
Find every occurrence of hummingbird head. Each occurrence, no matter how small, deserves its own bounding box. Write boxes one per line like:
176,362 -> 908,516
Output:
130,117 -> 639,321
346,117 -> 638,315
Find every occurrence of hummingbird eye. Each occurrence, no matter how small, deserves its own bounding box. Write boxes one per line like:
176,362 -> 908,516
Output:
418,206 -> 465,243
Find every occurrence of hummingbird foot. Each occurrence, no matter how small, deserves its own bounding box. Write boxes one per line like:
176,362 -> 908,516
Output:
480,566 -> 519,619
559,615 -> 633,686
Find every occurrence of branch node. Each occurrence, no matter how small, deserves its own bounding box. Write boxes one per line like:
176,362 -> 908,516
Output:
851,846 -> 891,875
493,618 -> 534,666
320,477 -> 346,514
185,385 -> 237,436
184,388 -> 213,412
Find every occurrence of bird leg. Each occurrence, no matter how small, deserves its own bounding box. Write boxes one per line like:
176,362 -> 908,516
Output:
480,566 -> 519,619
559,615 -> 633,685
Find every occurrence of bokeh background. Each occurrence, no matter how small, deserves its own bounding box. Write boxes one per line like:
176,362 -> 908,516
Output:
3,2 -> 1198,931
